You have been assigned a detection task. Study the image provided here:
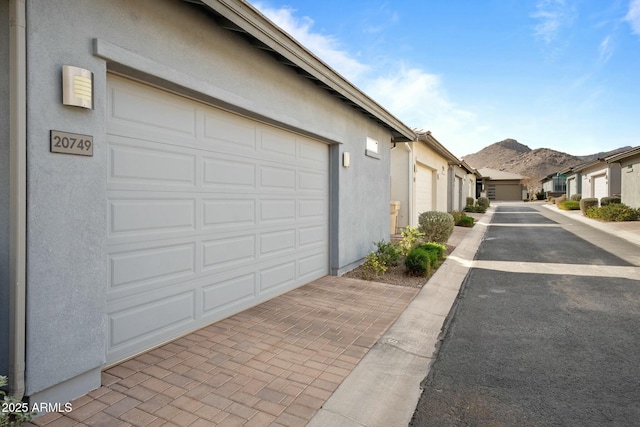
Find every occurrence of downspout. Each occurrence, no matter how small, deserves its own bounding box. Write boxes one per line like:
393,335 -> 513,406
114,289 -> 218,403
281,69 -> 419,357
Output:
9,0 -> 27,400
406,143 -> 414,227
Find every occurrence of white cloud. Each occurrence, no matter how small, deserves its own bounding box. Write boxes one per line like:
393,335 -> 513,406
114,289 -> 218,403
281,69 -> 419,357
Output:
599,35 -> 613,62
531,0 -> 573,43
625,0 -> 640,36
252,3 -> 369,81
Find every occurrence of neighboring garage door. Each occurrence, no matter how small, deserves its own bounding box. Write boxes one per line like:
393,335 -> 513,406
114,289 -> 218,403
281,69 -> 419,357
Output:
494,183 -> 522,201
592,174 -> 607,201
567,177 -> 576,198
453,176 -> 462,211
415,164 -> 434,224
105,75 -> 329,364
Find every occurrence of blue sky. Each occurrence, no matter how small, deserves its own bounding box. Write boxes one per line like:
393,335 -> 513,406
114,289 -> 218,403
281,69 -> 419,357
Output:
250,0 -> 640,158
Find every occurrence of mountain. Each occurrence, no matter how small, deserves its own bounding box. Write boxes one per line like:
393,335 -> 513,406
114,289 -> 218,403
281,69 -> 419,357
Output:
577,146 -> 632,163
462,139 -> 531,170
462,139 -> 631,181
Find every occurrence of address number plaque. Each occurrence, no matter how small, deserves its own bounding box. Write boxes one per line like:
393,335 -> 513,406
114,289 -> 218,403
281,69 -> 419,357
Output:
50,130 -> 93,157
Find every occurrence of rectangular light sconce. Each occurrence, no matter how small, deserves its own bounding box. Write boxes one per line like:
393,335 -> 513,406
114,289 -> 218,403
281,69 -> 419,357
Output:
343,152 -> 350,168
62,65 -> 93,109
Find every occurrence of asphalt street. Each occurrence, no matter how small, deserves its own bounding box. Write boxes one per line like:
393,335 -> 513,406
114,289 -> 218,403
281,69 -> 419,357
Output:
410,203 -> 640,427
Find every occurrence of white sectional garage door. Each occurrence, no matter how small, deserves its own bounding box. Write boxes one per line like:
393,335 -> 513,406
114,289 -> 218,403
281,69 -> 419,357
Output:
105,75 -> 329,364
415,164 -> 434,224
592,174 -> 607,201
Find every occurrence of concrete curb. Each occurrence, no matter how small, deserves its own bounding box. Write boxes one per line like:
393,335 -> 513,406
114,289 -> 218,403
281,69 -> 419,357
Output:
307,207 -> 495,427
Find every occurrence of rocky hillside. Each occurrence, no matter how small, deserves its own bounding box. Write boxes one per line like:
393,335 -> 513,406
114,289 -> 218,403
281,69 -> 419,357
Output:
462,139 -> 631,180
463,139 -> 531,170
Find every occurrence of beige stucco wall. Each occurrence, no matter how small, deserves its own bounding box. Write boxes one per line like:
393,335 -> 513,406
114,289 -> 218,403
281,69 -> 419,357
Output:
390,140 -> 450,229
620,155 -> 640,208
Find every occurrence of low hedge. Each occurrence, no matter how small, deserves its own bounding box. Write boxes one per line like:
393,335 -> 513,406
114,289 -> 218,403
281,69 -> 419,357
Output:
580,198 -> 598,214
586,203 -> 640,221
570,193 -> 582,201
558,200 -> 580,210
600,196 -> 621,206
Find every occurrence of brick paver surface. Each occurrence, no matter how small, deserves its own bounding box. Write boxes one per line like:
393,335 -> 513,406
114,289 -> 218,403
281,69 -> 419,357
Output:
28,276 -> 417,427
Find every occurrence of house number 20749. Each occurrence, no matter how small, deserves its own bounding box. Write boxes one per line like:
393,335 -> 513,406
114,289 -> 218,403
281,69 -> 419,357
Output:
50,130 -> 94,156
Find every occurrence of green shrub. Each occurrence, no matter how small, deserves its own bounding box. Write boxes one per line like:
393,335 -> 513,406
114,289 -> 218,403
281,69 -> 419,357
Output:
466,197 -> 475,207
418,211 -> 455,245
558,200 -> 580,210
450,210 -> 464,225
451,211 -> 475,227
374,240 -> 401,267
477,197 -> 490,209
600,196 -> 621,206
415,242 -> 447,260
361,252 -> 388,280
552,194 -> 566,205
586,203 -> 639,222
536,191 -> 545,200
398,226 -> 424,256
459,216 -> 475,227
580,198 -> 598,215
570,193 -> 582,201
463,204 -> 486,214
405,248 -> 430,276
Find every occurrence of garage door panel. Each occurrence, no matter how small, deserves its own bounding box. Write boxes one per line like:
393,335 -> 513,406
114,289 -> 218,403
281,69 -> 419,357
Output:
202,235 -> 256,271
299,199 -> 327,219
299,137 -> 329,165
106,75 -> 328,364
260,262 -> 296,292
260,129 -> 297,158
109,198 -> 196,235
203,199 -> 256,228
109,290 -> 196,348
203,111 -> 257,151
299,170 -> 327,191
110,87 -> 197,138
260,199 -> 296,222
260,230 -> 296,255
109,141 -> 197,186
109,243 -> 196,289
299,225 -> 326,248
203,158 -> 256,188
299,253 -> 327,279
260,166 -> 297,190
202,274 -> 256,316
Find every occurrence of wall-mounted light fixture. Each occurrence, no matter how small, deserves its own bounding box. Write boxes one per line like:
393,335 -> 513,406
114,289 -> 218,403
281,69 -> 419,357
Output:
62,65 -> 93,109
343,152 -> 350,168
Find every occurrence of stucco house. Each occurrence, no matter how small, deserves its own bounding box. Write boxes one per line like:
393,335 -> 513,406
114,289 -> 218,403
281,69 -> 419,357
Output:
540,172 -> 567,198
606,146 -> 640,208
1,0 -> 415,406
390,130 -> 475,231
572,157 -> 622,202
477,168 -> 526,201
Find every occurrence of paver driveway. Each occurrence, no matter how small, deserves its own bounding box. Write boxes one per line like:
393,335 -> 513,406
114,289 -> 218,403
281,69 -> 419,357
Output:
29,276 -> 417,427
